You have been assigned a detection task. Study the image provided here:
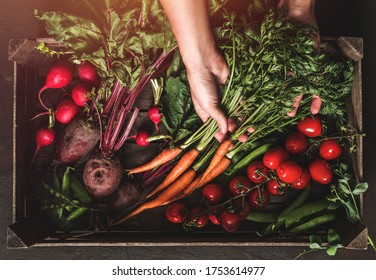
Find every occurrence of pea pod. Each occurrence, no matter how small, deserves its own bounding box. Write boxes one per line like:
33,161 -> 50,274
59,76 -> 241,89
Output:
228,143 -> 273,176
70,173 -> 91,204
277,184 -> 312,223
62,166 -> 73,198
246,211 -> 278,223
289,214 -> 336,234
64,207 -> 88,226
52,167 -> 63,220
285,199 -> 331,228
261,185 -> 312,235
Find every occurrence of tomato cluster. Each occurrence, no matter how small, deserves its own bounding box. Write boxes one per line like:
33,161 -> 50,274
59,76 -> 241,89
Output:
165,116 -> 343,233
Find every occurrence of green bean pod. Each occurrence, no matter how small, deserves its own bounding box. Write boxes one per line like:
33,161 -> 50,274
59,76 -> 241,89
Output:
52,167 -> 63,219
260,185 -> 312,236
285,199 -> 331,228
62,167 -> 72,198
289,214 -> 336,234
246,211 -> 278,223
70,173 -> 91,204
228,143 -> 273,176
64,207 -> 88,225
277,184 -> 312,223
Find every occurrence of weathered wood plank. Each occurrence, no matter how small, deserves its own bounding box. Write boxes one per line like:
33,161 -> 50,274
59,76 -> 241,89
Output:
9,39 -> 48,66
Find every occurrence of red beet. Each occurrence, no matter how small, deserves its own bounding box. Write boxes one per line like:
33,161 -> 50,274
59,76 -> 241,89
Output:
32,127 -> 55,163
78,61 -> 100,86
54,117 -> 100,164
38,60 -> 74,110
55,99 -> 80,124
71,82 -> 91,107
83,155 -> 123,200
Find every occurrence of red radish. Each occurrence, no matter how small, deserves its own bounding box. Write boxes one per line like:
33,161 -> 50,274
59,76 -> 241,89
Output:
148,105 -> 162,129
38,60 -> 74,110
135,131 -> 150,146
78,61 -> 100,86
32,127 -> 55,163
55,99 -> 79,124
71,82 -> 92,106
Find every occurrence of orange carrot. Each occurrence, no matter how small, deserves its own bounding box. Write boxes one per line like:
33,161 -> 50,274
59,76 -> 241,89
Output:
113,169 -> 196,225
195,157 -> 231,191
199,139 -> 232,183
146,148 -> 200,199
170,173 -> 203,203
128,147 -> 182,174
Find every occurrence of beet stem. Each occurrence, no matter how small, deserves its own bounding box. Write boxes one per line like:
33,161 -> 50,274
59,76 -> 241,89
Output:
113,107 -> 140,151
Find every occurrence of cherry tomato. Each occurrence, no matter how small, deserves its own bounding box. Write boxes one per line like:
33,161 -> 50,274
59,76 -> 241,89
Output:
319,139 -> 342,160
297,116 -> 322,138
309,159 -> 333,185
229,176 -> 252,196
189,206 -> 208,228
248,188 -> 270,209
276,160 -> 302,184
246,161 -> 268,184
232,198 -> 251,221
202,183 -> 224,204
266,179 -> 284,196
291,168 -> 311,190
263,146 -> 290,170
208,214 -> 220,225
284,131 -> 308,155
165,202 -> 187,224
219,210 -> 241,232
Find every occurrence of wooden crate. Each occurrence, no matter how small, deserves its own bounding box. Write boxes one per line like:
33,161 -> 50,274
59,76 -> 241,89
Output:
7,37 -> 367,249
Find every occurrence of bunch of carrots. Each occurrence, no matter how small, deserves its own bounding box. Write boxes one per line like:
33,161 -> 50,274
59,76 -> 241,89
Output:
112,6 -> 354,225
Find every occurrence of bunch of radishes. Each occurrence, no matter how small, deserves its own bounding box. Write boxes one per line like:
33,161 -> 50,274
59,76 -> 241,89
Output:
163,115 -> 343,233
33,60 -> 100,163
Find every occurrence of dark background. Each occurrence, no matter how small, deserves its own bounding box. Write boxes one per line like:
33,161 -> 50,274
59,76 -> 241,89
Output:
1,0 -> 375,259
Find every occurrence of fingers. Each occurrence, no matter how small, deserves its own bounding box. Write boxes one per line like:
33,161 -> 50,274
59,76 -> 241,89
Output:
310,94 -> 322,114
287,94 -> 303,117
278,0 -> 286,9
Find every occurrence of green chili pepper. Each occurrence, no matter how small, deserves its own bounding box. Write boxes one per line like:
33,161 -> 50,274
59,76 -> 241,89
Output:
285,199 -> 331,228
70,173 -> 91,204
289,214 -> 336,234
228,143 -> 273,177
246,211 -> 278,223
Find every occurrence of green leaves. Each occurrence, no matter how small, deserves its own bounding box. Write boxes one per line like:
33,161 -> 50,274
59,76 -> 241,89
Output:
353,182 -> 369,195
161,76 -> 200,143
35,10 -> 103,56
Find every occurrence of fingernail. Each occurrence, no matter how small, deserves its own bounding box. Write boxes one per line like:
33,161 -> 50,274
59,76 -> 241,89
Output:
220,126 -> 227,134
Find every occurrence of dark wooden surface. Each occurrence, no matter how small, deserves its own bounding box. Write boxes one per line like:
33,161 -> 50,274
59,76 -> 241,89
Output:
1,0 -> 376,259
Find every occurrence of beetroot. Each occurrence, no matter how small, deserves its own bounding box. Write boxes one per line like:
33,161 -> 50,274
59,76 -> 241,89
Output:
78,61 -> 100,86
108,180 -> 140,210
54,117 -> 100,164
55,99 -> 80,124
71,82 -> 91,107
83,155 -> 123,200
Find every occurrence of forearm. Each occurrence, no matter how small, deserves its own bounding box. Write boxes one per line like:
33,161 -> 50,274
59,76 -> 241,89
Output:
159,0 -> 217,70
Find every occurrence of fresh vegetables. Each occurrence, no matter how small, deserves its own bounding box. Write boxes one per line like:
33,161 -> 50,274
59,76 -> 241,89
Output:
135,131 -> 150,147
165,202 -> 187,224
38,60 -> 74,110
202,183 -> 224,204
71,82 -> 91,107
33,126 -> 56,163
319,139 -> 342,160
77,61 -> 100,86
297,116 -> 322,138
55,99 -> 80,124
309,159 -> 333,185
54,117 -> 100,164
83,155 -> 123,200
